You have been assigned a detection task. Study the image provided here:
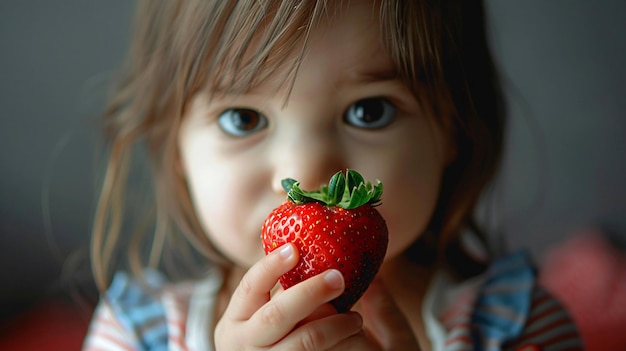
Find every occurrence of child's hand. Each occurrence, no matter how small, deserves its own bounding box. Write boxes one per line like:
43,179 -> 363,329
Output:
301,278 -> 423,351
214,243 -> 364,350
357,279 -> 422,351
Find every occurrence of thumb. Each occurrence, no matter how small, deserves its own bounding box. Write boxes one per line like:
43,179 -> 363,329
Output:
360,279 -> 421,351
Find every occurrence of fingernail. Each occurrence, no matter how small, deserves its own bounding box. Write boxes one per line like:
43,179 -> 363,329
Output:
279,244 -> 293,259
324,269 -> 343,289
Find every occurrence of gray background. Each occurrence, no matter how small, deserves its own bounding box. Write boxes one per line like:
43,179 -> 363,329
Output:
1,1 -> 625,320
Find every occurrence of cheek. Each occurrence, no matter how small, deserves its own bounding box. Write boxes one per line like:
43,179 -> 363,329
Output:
378,170 -> 442,259
362,129 -> 447,260
187,167 -> 266,267
179,130 -> 267,267
196,177 -> 236,236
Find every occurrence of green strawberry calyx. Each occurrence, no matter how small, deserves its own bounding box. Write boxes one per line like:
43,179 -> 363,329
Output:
281,169 -> 382,210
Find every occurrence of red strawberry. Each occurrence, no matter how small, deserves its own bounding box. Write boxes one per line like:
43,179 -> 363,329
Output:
262,169 -> 388,313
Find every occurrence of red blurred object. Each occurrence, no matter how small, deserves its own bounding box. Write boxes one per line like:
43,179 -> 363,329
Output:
539,229 -> 626,351
0,298 -> 91,351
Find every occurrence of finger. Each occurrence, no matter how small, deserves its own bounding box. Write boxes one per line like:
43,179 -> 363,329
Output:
226,243 -> 298,320
270,282 -> 285,299
360,279 -> 421,350
292,302 -> 338,332
279,312 -> 363,350
298,302 -> 338,327
249,269 -> 346,345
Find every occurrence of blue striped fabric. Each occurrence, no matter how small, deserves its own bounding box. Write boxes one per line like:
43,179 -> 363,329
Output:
107,270 -> 170,351
470,250 -> 536,351
100,251 -> 580,350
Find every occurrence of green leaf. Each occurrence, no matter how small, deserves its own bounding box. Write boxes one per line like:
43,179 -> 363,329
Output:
282,169 -> 383,209
327,171 -> 345,206
287,184 -> 306,204
345,184 -> 366,209
305,190 -> 329,203
281,178 -> 297,193
371,181 -> 383,204
346,169 -> 364,193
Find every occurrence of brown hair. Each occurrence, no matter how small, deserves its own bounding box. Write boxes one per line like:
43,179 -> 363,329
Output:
92,0 -> 505,290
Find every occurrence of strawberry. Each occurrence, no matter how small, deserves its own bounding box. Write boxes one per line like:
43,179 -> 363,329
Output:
262,169 -> 388,313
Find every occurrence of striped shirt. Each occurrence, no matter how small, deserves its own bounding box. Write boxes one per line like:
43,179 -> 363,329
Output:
83,250 -> 583,350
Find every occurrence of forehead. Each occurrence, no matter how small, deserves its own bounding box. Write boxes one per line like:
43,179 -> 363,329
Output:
305,1 -> 394,77
217,0 -> 394,96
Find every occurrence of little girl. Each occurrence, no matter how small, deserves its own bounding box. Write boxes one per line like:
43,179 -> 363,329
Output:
84,0 -> 583,350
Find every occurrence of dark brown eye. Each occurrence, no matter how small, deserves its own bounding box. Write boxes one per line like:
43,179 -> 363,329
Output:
218,108 -> 268,136
343,98 -> 396,129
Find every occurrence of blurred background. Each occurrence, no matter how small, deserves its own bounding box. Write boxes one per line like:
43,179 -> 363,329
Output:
0,0 -> 625,341
0,1 -> 133,332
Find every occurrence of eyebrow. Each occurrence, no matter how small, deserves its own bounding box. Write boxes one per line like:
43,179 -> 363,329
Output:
350,65 -> 399,84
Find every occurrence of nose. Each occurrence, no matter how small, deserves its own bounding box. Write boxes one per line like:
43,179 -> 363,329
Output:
271,128 -> 345,195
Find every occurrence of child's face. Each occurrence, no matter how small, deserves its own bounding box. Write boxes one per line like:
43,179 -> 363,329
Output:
178,0 -> 452,268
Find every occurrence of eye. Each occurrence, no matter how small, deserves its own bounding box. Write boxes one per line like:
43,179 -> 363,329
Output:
343,97 -> 396,129
217,108 -> 268,137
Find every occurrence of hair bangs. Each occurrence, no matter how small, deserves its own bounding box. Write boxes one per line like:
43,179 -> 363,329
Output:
172,0 -> 447,106
379,1 -> 452,119
175,1 -> 330,101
